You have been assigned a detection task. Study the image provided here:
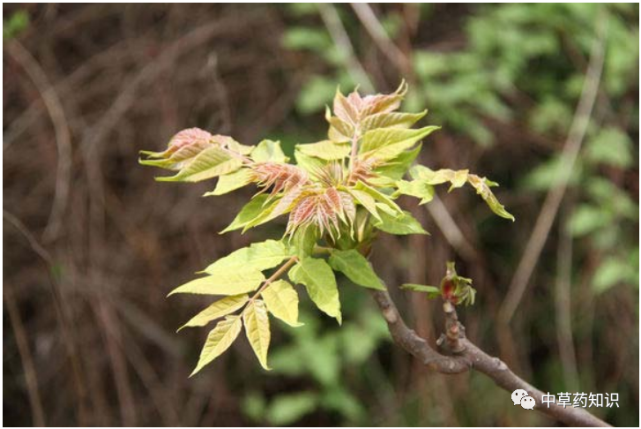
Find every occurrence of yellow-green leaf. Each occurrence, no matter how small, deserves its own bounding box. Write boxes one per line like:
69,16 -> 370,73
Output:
156,146 -> 243,182
261,280 -> 302,327
168,270 -> 265,296
295,149 -> 329,174
354,181 -> 402,215
468,174 -> 515,221
394,179 -> 435,204
359,126 -> 439,161
220,195 -> 270,233
360,110 -> 427,133
251,140 -> 288,163
204,169 -> 254,196
347,189 -> 381,221
204,240 -> 289,275
243,300 -> 271,370
289,257 -> 341,324
178,294 -> 248,331
328,249 -> 385,290
296,140 -> 351,160
410,165 -> 468,190
373,210 -> 428,235
190,316 -> 242,376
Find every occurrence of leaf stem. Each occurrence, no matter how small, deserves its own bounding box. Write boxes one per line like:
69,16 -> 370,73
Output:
245,255 -> 299,309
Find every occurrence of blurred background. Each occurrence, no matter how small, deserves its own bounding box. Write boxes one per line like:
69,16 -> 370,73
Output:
3,3 -> 639,426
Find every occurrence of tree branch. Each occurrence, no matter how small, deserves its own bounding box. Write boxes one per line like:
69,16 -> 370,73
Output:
369,290 -> 610,427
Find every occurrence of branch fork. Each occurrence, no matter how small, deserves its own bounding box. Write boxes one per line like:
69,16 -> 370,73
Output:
370,289 -> 610,427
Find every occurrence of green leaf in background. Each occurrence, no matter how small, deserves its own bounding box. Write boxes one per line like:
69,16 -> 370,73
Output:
262,280 -> 303,327
4,10 -> 29,40
205,168 -> 253,196
296,75 -> 336,114
328,249 -> 386,290
585,127 -> 633,168
190,315 -> 242,376
266,392 -> 319,425
251,140 -> 288,163
156,146 -> 243,182
243,299 -> 271,370
204,240 -> 289,275
168,270 -> 265,296
282,27 -> 331,51
592,257 -> 637,294
567,204 -> 608,237
289,258 -> 341,324
373,210 -> 428,235
178,294 -> 248,331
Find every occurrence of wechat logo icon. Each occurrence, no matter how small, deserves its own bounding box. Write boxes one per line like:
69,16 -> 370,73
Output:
512,389 -> 535,410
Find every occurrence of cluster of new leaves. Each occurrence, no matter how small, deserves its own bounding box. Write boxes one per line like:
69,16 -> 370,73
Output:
403,261 -> 477,306
139,82 -> 513,375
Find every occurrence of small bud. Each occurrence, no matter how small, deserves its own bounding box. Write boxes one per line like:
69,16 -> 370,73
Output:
140,127 -> 214,170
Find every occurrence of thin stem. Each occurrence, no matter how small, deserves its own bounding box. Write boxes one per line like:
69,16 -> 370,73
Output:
245,255 -> 299,308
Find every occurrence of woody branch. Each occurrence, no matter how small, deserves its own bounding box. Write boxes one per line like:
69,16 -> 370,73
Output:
369,289 -> 610,427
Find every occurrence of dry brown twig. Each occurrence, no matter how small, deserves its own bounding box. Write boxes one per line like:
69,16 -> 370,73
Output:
370,289 -> 610,427
498,9 -> 608,325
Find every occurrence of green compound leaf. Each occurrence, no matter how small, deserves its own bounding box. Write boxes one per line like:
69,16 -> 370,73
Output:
178,294 -> 248,331
296,140 -> 351,160
359,126 -> 440,161
410,166 -> 514,221
168,270 -> 265,296
373,210 -> 428,235
205,168 -> 254,196
251,140 -> 288,163
289,257 -> 341,324
262,280 -> 302,327
156,146 -> 243,182
190,315 -> 242,376
204,240 -> 290,275
328,249 -> 386,290
243,299 -> 271,370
